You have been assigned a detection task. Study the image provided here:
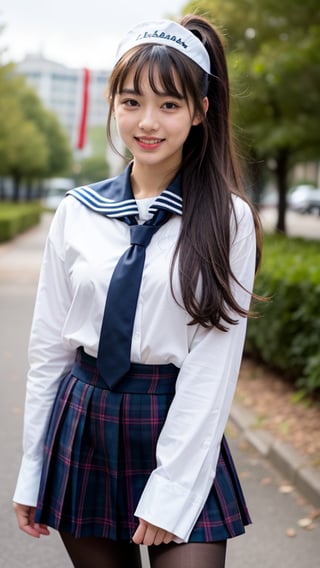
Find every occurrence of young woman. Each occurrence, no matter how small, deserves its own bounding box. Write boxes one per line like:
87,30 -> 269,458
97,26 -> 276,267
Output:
13,14 -> 262,568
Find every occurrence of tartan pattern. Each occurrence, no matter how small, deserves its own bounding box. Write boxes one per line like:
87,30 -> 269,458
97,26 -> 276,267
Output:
35,348 -> 251,541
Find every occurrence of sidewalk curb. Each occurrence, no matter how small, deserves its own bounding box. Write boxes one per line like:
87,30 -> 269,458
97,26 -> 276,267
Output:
230,401 -> 320,507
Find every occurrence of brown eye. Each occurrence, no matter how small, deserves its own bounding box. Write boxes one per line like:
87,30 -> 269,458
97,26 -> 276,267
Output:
163,102 -> 178,110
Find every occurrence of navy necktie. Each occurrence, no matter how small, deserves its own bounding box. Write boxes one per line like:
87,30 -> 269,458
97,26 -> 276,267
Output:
97,208 -> 171,388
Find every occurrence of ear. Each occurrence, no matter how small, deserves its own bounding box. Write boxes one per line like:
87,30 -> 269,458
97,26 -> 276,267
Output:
192,97 -> 209,126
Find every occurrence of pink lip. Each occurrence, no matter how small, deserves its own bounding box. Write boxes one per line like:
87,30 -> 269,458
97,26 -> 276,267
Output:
135,137 -> 164,150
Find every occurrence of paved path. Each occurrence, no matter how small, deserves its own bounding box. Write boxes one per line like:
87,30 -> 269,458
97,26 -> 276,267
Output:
0,214 -> 319,567
260,208 -> 320,240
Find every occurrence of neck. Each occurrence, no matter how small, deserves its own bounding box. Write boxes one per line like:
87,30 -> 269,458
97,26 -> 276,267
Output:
130,163 -> 178,199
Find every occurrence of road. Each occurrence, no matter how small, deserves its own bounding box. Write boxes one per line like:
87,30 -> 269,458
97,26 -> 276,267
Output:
0,213 -> 319,567
259,208 -> 320,240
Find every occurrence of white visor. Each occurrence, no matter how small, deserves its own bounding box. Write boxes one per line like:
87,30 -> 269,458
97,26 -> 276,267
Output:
115,19 -> 211,75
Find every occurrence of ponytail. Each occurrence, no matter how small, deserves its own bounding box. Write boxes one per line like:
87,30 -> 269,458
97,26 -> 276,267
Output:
171,14 -> 262,330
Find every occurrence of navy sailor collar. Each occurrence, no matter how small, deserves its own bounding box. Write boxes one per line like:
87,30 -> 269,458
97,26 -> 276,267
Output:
66,163 -> 183,218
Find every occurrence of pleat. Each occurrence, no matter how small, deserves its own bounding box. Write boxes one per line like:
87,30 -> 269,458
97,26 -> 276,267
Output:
35,374 -> 95,531
189,436 -> 251,542
219,436 -> 251,528
35,353 -> 251,542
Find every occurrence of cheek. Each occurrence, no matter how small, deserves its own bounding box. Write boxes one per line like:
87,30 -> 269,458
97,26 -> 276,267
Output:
174,117 -> 194,141
114,113 -> 131,138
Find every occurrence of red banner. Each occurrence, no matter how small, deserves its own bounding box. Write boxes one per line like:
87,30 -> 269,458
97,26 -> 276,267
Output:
77,67 -> 90,149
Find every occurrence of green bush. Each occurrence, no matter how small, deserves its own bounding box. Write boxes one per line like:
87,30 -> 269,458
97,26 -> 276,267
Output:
246,234 -> 320,396
0,202 -> 41,242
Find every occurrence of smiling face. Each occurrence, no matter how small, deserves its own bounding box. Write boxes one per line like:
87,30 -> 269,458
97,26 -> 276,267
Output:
107,44 -> 209,183
113,64 -> 203,177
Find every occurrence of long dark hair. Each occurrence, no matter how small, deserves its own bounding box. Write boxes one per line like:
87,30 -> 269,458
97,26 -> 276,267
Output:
107,14 -> 262,331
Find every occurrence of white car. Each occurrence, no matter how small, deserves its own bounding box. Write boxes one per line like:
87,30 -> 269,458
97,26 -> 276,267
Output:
287,185 -> 320,215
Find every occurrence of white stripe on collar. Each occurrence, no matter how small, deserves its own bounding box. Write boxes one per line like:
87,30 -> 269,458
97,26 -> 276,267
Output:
67,186 -> 139,217
67,186 -> 183,218
150,190 -> 183,215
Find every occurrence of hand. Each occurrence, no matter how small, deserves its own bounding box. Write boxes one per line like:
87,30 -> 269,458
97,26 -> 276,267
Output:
132,518 -> 175,546
13,502 -> 50,538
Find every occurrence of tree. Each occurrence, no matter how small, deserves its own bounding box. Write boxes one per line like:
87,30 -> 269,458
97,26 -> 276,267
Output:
0,77 -> 72,200
74,155 -> 109,187
16,84 -> 72,180
0,71 -> 49,199
184,0 -> 320,232
0,30 -> 72,200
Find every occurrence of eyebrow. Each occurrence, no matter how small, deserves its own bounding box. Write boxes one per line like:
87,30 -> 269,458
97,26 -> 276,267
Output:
118,87 -> 185,99
119,88 -> 139,95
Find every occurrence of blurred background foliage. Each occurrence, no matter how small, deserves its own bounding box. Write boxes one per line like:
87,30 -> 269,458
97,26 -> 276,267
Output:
184,0 -> 320,232
0,58 -> 72,200
246,235 -> 320,396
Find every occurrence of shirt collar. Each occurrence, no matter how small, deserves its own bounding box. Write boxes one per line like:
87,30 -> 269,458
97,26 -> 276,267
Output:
66,163 -> 183,218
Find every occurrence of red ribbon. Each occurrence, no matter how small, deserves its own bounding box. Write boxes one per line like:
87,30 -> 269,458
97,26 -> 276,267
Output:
77,67 -> 90,149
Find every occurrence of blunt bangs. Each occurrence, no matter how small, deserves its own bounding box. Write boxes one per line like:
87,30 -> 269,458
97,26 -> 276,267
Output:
109,44 -> 207,104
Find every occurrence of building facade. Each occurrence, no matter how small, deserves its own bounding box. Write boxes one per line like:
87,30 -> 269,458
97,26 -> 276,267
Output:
16,54 -> 110,155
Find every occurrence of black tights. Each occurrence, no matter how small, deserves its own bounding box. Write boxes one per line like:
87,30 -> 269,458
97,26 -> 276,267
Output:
60,532 -> 226,568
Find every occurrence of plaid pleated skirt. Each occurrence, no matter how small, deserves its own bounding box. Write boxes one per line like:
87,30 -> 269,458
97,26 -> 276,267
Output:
35,347 -> 251,542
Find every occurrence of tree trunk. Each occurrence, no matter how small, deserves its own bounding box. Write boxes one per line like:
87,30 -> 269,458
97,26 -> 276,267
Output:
12,174 -> 21,202
248,154 -> 265,210
26,179 -> 32,201
274,150 -> 289,233
0,177 -> 4,200
37,180 -> 44,199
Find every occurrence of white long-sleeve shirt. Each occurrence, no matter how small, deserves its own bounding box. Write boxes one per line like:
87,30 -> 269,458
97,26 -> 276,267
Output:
13,181 -> 256,542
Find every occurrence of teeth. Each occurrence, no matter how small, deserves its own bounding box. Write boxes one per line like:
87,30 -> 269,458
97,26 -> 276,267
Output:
139,138 -> 161,144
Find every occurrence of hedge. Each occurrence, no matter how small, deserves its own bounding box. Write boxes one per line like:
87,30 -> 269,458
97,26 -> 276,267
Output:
0,202 -> 42,242
245,234 -> 320,396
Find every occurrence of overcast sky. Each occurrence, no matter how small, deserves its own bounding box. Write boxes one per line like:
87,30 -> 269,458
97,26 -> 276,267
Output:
1,0 -> 185,70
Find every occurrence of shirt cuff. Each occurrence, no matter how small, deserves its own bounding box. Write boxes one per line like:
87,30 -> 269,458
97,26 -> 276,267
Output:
13,454 -> 43,506
134,471 -> 205,543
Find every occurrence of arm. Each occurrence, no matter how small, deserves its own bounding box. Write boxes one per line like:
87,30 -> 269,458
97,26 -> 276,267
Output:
134,200 -> 257,543
13,203 -> 75,509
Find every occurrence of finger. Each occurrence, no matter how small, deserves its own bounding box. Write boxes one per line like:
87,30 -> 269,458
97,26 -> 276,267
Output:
153,528 -> 167,546
132,519 -> 148,544
163,532 -> 175,544
28,508 -> 50,535
142,524 -> 158,546
21,524 -> 42,538
28,508 -> 49,535
34,523 -> 50,536
14,504 -> 48,538
16,510 -> 41,538
29,507 -> 50,535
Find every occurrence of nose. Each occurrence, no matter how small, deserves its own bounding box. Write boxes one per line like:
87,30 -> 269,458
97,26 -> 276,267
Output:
138,107 -> 159,131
